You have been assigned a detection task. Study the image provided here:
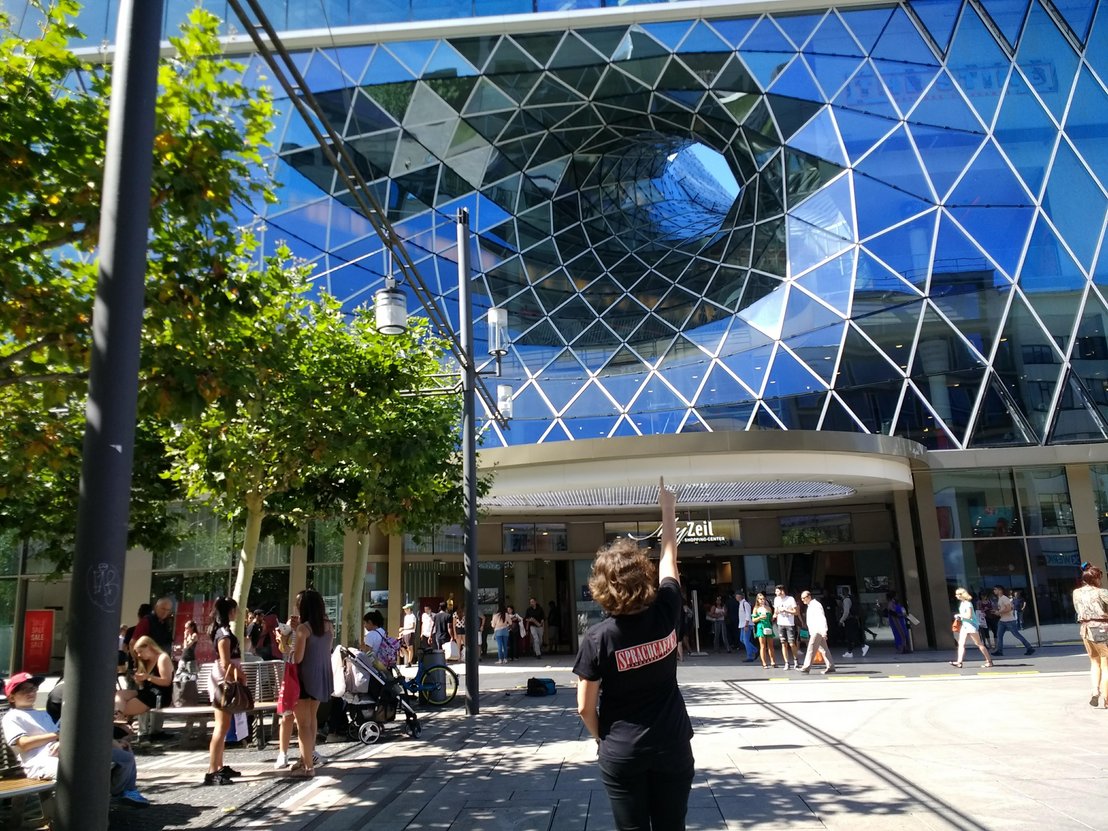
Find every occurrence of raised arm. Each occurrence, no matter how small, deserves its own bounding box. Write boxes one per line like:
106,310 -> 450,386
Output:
658,476 -> 678,584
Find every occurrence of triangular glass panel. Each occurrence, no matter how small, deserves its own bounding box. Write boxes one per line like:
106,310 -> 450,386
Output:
978,0 -> 1031,49
368,81 -> 415,121
864,211 -> 938,288
872,6 -> 939,65
612,27 -> 672,63
852,172 -> 934,240
911,306 -> 989,381
536,377 -> 586,416
1019,214 -> 1087,294
768,57 -> 826,102
1016,1 -> 1079,123
385,41 -> 436,77
563,416 -> 621,441
425,41 -> 480,80
1094,237 -> 1108,292
752,403 -> 786,430
1088,1 -> 1108,85
784,321 -> 846,384
855,123 -> 934,200
993,71 -> 1058,198
679,411 -> 711,433
992,293 -> 1064,440
1067,68 -> 1108,193
486,37 -> 542,75
832,108 -> 898,163
839,381 -> 904,433
787,217 -> 852,277
511,31 -> 565,68
709,17 -> 758,49
682,310 -> 732,356
549,31 -> 604,69
572,26 -> 625,61
803,54 -> 864,102
931,210 -> 997,288
820,393 -> 867,432
598,369 -> 650,411
764,343 -> 827,397
509,380 -> 557,421
839,7 -> 896,52
872,59 -> 937,118
1052,0 -> 1097,43
946,4 -> 1009,126
1047,369 -> 1108,443
737,51 -> 796,92
790,171 -> 855,239
854,250 -> 923,310
908,122 -> 985,200
795,250 -> 856,315
696,361 -> 757,407
541,421 -> 573,443
970,372 -> 1037,445
743,17 -> 797,54
1043,139 -> 1107,272
781,286 -> 844,337
640,20 -> 694,50
631,372 -> 691,410
658,337 -> 712,402
909,70 -> 986,132
609,416 -> 641,438
894,383 -> 959,449
804,11 -> 864,56
681,19 -> 733,53
787,106 -> 848,166
833,60 -> 899,120
946,205 -> 1034,280
700,400 -> 757,431
909,0 -> 962,54
740,278 -> 789,339
718,328 -> 776,394
854,299 -> 924,375
561,381 -> 619,419
1071,289 -> 1108,366
775,12 -> 825,49
448,36 -> 499,73
838,323 -> 906,386
949,139 -> 1032,207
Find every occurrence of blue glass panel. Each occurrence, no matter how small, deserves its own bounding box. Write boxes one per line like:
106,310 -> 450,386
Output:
1093,237 -> 1108,291
865,210 -> 938,287
948,139 -> 1033,207
425,42 -> 480,78
597,369 -> 648,408
765,345 -> 825,396
1066,68 -> 1108,192
1087,2 -> 1108,85
682,309 -> 731,355
561,381 -> 618,418
696,362 -> 757,406
738,52 -> 795,91
856,124 -> 933,200
1019,214 -> 1087,293
718,342 -> 774,395
853,172 -> 933,239
480,0 -> 533,14
838,6 -> 895,52
641,21 -> 693,50
835,61 -> 899,119
872,6 -> 939,66
768,58 -> 825,104
855,250 -> 921,299
908,0 -> 961,53
838,325 -> 904,386
365,47 -> 418,83
805,11 -> 864,56
947,205 -> 1034,278
979,0 -> 1031,49
933,212 -> 994,282
873,59 -> 937,117
789,174 -> 854,242
804,54 -> 864,100
608,416 -> 640,438
946,3 -> 1009,125
909,123 -> 984,199
788,107 -> 848,165
780,286 -> 843,340
633,375 -> 690,410
794,251 -> 856,315
909,70 -> 986,132
1016,1 -> 1079,122
784,321 -> 845,383
388,41 -> 438,77
1051,0 -> 1097,42
1042,140 -> 1106,271
680,21 -> 732,53
288,0 -> 350,29
993,72 -> 1058,196
774,12 -> 825,49
564,416 -> 619,440
658,349 -> 710,402
708,17 -> 758,49
744,16 -> 796,53
833,108 -> 898,162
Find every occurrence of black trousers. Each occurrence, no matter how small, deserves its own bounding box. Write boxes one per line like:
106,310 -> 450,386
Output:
599,743 -> 695,831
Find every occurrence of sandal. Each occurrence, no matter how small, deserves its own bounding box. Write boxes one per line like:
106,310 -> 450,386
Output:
984,662 -> 994,668
948,661 -> 962,668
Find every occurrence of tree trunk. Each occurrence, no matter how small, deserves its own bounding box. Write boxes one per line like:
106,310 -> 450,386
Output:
344,528 -> 371,647
232,492 -> 265,642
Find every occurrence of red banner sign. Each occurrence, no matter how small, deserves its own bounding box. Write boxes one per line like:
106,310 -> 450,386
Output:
22,610 -> 54,674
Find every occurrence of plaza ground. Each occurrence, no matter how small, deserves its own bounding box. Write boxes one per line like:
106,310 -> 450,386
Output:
22,644 -> 1105,830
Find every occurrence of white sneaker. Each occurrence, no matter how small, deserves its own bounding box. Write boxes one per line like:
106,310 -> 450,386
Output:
842,651 -> 853,658
274,752 -> 287,769
862,644 -> 870,656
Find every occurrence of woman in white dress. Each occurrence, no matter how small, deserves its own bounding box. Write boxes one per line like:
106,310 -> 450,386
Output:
950,587 -> 993,668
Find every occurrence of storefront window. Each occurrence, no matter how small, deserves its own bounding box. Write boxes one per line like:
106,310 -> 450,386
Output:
1025,537 -> 1080,627
1091,464 -> 1108,532
1015,467 -> 1074,535
573,559 -> 604,635
403,525 -> 463,554
779,513 -> 852,545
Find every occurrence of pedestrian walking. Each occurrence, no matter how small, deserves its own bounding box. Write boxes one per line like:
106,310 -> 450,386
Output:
839,588 -> 869,658
886,591 -> 912,653
707,595 -> 730,653
751,592 -> 777,668
991,586 -> 1034,657
798,591 -> 835,674
573,478 -> 694,831
523,598 -> 545,658
1073,564 -> 1108,707
949,587 -> 993,668
737,590 -> 756,662
204,597 -> 242,785
773,586 -> 800,669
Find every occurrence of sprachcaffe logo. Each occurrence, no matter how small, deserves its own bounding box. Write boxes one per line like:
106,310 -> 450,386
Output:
614,630 -> 677,671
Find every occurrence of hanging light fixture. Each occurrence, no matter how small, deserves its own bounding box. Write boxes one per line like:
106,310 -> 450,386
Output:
497,384 -> 514,420
487,307 -> 509,356
374,276 -> 408,336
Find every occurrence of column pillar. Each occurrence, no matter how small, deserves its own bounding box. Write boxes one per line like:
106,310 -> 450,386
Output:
1067,464 -> 1105,570
904,470 -> 951,649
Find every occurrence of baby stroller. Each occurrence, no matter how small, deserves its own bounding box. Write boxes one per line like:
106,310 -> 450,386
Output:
336,645 -> 421,743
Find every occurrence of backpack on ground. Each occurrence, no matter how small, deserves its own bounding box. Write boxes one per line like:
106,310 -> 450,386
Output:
526,677 -> 556,697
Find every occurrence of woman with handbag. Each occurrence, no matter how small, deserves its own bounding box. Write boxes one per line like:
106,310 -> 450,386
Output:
1073,565 -> 1108,707
949,587 -> 993,668
290,589 -> 333,778
204,597 -> 243,785
751,592 -> 777,669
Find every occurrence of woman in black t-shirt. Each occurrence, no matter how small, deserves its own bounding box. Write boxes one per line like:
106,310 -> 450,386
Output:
573,478 -> 694,830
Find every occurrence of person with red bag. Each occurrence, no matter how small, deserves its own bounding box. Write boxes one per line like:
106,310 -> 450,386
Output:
273,591 -> 303,770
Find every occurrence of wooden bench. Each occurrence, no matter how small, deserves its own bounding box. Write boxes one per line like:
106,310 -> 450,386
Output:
0,709 -> 55,831
156,661 -> 283,750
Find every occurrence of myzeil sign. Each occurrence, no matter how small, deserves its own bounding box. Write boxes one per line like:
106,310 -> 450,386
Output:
629,519 -> 739,547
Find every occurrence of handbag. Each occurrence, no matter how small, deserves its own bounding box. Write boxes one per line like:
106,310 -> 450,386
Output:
277,661 -> 300,715
951,618 -> 962,634
216,679 -> 254,713
1087,623 -> 1108,644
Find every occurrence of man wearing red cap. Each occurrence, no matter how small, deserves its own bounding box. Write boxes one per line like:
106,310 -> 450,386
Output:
1,672 -> 149,807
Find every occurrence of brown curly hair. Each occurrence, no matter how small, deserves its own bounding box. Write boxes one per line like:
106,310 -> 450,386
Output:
588,537 -> 658,616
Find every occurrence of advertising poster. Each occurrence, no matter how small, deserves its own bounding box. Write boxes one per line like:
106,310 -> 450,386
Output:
22,610 -> 54,674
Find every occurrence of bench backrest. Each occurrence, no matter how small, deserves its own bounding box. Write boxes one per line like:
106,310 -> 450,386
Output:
188,660 -> 283,707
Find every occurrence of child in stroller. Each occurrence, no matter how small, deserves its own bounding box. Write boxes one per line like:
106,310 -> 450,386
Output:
336,645 -> 421,743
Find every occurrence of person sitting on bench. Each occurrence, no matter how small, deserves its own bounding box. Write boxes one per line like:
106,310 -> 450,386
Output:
2,672 -> 150,807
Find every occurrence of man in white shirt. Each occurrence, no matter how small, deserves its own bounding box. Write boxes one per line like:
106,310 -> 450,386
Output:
992,586 -> 1035,657
773,585 -> 801,670
798,591 -> 836,674
400,602 -> 417,666
736,591 -> 756,662
420,605 -> 435,651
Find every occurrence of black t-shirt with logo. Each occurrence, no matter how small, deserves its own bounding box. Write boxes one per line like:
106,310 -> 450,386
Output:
433,610 -> 453,647
572,577 -> 693,760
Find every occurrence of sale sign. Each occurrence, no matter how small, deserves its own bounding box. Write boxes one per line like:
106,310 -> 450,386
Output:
22,610 -> 54,674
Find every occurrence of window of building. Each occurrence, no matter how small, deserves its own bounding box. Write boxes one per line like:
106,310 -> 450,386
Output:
779,513 -> 852,545
503,523 -> 567,554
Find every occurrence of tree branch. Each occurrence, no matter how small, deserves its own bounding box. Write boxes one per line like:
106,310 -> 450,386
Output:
0,371 -> 87,389
0,334 -> 62,371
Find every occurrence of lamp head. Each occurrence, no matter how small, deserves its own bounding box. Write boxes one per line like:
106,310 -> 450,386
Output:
374,281 -> 408,336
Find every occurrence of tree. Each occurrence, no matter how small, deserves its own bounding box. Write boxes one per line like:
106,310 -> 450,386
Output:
164,269 -> 467,640
0,3 -> 276,566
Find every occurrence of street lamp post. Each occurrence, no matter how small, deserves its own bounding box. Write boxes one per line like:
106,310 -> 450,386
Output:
374,207 -> 509,716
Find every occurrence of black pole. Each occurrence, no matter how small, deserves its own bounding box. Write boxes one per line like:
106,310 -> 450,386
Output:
458,208 -> 480,715
56,1 -> 163,828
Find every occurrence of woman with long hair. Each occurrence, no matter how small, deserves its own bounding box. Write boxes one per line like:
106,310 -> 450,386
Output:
289,589 -> 333,778
491,606 -> 512,664
573,478 -> 694,831
751,592 -> 777,669
1073,565 -> 1108,707
949,587 -> 993,668
115,636 -> 174,717
204,597 -> 241,785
